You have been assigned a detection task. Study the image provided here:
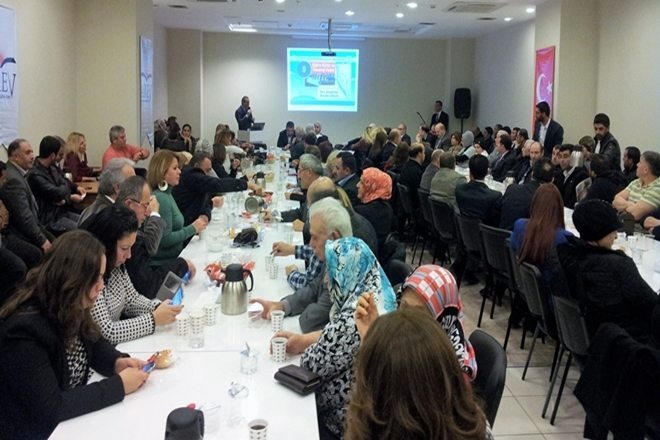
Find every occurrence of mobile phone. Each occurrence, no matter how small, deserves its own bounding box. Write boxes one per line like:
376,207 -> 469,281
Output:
171,287 -> 184,306
143,361 -> 155,373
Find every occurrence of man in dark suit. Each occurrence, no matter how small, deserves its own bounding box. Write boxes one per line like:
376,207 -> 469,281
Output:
456,155 -> 501,225
0,139 -> 52,253
333,152 -> 360,207
516,141 -> 543,183
397,123 -> 412,145
532,101 -> 564,158
430,100 -> 449,132
234,95 -> 254,131
593,113 -> 621,171
496,158 -> 554,230
277,121 -> 296,149
555,144 -> 589,208
399,143 -> 425,210
491,134 -> 518,182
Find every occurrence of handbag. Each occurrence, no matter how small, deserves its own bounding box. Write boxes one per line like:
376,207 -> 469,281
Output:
274,364 -> 322,396
233,227 -> 259,247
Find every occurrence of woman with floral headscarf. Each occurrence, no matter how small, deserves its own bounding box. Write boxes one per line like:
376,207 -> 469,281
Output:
354,167 -> 394,250
281,237 -> 396,438
356,264 -> 477,382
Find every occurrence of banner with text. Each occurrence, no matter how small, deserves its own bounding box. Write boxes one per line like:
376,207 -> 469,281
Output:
0,6 -> 18,148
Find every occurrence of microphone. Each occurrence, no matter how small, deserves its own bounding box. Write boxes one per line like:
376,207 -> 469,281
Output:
416,112 -> 427,126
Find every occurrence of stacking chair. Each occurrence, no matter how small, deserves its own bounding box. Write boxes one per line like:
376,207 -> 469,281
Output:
469,329 -> 507,427
544,295 -> 591,425
416,188 -> 440,265
428,198 -> 457,266
384,259 -> 413,288
518,262 -> 561,381
503,238 -> 529,351
454,213 -> 486,302
396,183 -> 423,263
478,224 -> 513,327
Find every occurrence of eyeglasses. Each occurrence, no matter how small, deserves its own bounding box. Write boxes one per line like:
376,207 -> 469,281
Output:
129,198 -> 150,210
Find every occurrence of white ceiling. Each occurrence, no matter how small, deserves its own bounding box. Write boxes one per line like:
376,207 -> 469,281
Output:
153,0 -> 552,40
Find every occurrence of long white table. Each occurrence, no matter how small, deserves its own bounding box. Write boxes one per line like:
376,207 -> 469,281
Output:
53,177 -> 320,439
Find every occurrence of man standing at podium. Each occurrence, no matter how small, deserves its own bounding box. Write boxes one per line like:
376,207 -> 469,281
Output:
235,96 -> 254,131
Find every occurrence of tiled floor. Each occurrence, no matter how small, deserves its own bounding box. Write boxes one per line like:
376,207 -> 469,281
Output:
409,246 -> 587,439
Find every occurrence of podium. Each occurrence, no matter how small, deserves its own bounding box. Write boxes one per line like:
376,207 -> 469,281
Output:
237,123 -> 265,144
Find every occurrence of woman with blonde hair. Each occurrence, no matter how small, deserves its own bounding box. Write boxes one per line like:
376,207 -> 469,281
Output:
63,132 -> 95,181
148,150 -> 208,264
346,308 -> 492,440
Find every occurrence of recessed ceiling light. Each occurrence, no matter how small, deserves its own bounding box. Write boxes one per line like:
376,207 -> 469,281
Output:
229,24 -> 257,33
396,12 -> 404,18
504,17 -> 513,21
345,10 -> 355,16
335,0 -> 342,2
406,2 -> 418,8
526,7 -> 536,13
275,0 -> 285,3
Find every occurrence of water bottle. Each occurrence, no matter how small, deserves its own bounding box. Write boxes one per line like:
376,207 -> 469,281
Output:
206,207 -> 225,252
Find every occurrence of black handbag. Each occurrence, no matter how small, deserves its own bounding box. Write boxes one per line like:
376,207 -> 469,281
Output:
274,364 -> 322,396
164,407 -> 204,440
233,227 -> 259,247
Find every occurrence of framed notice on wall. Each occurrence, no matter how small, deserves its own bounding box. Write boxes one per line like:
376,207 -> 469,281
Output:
0,5 -> 18,147
534,46 -> 555,123
140,36 -> 153,149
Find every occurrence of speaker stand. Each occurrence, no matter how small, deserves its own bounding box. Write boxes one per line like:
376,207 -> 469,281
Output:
460,118 -> 465,134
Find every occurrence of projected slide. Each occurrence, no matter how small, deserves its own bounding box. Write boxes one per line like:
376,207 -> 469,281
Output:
287,48 -> 359,112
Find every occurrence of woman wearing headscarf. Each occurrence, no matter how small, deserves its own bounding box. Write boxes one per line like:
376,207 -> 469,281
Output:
276,237 -> 396,438
354,167 -> 394,250
356,265 -> 477,381
456,130 -> 475,164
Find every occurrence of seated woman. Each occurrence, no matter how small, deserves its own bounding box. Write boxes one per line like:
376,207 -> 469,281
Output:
0,230 -> 149,438
63,131 -> 96,181
346,308 -> 492,440
148,149 -> 208,265
558,199 -> 660,343
354,167 -> 394,251
510,183 -> 574,283
613,150 -> 660,221
83,205 -> 183,344
273,237 -> 396,438
181,123 -> 196,153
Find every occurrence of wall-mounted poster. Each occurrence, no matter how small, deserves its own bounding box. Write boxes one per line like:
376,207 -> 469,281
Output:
534,46 -> 555,122
0,5 -> 18,148
140,36 -> 153,149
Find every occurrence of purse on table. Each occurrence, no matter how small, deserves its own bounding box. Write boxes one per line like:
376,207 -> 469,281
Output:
274,364 -> 322,396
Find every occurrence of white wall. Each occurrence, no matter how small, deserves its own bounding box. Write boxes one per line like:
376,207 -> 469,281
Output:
167,29 -> 202,140
153,21 -> 169,120
474,20 -> 535,131
0,0 -> 76,147
597,0 -> 660,150
195,32 -> 472,145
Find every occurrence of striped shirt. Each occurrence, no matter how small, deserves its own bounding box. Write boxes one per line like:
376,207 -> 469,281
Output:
626,176 -> 660,209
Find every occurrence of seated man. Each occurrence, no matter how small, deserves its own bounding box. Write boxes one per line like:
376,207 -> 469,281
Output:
251,197 -> 353,333
0,139 -> 52,253
27,136 -> 85,234
491,133 -> 518,182
78,158 -> 135,225
430,151 -> 466,210
101,125 -> 150,169
277,120 -> 296,149
116,176 -> 192,299
613,151 -> 660,221
497,158 -> 554,230
584,153 -> 627,203
554,143 -> 589,209
333,152 -> 360,207
398,143 -> 426,207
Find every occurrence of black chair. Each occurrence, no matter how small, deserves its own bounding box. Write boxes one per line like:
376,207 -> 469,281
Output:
518,263 -> 560,381
417,188 -> 440,265
544,295 -> 591,425
428,198 -> 457,265
396,183 -> 424,263
478,224 -> 513,327
454,213 -> 486,293
503,240 -> 530,351
384,259 -> 413,287
469,329 -> 507,427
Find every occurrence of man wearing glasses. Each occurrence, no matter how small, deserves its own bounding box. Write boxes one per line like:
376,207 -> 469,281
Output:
397,123 -> 412,145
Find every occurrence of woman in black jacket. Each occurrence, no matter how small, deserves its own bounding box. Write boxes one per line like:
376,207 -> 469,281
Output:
354,167 -> 394,251
557,200 -> 659,343
0,230 -> 149,438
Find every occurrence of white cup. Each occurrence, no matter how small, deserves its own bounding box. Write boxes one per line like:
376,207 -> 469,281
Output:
271,337 -> 287,363
175,312 -> 190,336
248,419 -> 269,440
269,263 -> 278,279
241,350 -> 258,375
203,304 -> 218,326
271,310 -> 284,333
189,310 -> 205,348
264,254 -> 274,270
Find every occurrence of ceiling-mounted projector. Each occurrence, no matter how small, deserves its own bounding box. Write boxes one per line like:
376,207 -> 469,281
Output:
321,50 -> 336,56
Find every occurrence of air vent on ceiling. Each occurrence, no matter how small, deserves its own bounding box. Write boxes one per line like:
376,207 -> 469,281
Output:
418,22 -> 436,26
446,1 -> 505,14
477,17 -> 497,20
196,0 -> 236,3
169,4 -> 188,9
